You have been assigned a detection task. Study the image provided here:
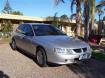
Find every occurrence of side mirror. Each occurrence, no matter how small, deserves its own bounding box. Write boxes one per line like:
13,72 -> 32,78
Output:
24,31 -> 34,36
21,31 -> 26,35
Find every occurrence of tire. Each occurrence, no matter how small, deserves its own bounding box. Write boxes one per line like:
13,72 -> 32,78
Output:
36,48 -> 47,67
11,39 -> 17,50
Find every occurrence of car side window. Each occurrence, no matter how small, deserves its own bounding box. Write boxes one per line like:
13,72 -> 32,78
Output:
16,24 -> 25,33
23,24 -> 34,36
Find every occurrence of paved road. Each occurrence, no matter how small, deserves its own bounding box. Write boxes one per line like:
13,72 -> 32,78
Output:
0,44 -> 105,78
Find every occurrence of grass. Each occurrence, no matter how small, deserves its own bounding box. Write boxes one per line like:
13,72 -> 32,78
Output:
92,52 -> 105,61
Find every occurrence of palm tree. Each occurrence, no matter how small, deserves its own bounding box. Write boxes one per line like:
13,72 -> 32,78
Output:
83,0 -> 96,41
83,0 -> 90,41
96,7 -> 104,35
55,0 -> 82,37
71,0 -> 83,37
54,0 -> 96,41
90,0 -> 95,34
54,0 -> 64,5
96,7 -> 104,22
51,12 -> 60,27
96,0 -> 105,35
103,16 -> 105,21
97,0 -> 105,7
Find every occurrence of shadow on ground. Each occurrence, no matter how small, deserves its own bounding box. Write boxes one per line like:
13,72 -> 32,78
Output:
0,71 -> 9,78
67,59 -> 105,78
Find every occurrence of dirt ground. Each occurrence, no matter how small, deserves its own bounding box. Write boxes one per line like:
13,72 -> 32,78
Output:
0,44 -> 105,78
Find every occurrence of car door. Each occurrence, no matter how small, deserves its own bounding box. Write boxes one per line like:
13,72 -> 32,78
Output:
15,24 -> 26,49
20,24 -> 36,55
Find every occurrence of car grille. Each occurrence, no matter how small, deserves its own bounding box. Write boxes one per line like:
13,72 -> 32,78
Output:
73,49 -> 81,53
82,48 -> 87,52
73,47 -> 87,53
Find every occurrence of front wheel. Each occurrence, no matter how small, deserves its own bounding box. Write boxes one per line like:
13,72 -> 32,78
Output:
10,39 -> 17,50
36,48 -> 47,67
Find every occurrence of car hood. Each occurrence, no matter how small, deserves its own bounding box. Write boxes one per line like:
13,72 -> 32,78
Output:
34,36 -> 89,48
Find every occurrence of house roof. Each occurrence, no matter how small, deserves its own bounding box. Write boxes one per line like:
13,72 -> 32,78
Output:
0,13 -> 45,22
0,13 -> 76,23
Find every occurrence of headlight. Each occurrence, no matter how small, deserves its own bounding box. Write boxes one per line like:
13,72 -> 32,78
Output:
54,48 -> 73,54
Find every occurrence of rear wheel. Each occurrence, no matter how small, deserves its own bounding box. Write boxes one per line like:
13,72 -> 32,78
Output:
36,48 -> 47,67
11,39 -> 17,50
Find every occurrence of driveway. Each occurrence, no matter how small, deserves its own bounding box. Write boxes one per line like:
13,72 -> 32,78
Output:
0,44 -> 105,78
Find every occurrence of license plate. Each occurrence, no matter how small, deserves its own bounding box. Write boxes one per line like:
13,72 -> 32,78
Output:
79,54 -> 88,60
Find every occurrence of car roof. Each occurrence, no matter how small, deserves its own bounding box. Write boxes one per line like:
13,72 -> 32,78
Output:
23,23 -> 50,26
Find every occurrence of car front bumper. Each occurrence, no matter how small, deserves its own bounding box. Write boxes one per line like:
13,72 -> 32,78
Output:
47,52 -> 91,64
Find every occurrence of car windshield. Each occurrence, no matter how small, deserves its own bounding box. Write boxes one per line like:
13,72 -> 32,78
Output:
32,24 -> 66,36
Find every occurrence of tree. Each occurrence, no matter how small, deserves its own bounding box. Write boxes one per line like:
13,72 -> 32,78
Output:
60,14 -> 70,31
103,16 -> 105,21
90,0 -> 95,33
1,20 -> 13,37
51,12 -> 60,27
2,0 -> 12,14
2,0 -> 23,15
60,14 -> 70,25
97,0 -> 105,7
54,0 -> 64,5
60,14 -> 69,22
96,0 -> 105,35
55,0 -> 83,37
96,7 -> 104,24
12,11 -> 23,15
96,7 -> 104,34
83,0 -> 90,41
54,0 -> 96,42
1,0 -> 23,37
71,0 -> 83,37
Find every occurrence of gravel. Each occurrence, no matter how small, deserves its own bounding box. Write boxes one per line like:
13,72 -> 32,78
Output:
0,44 -> 105,78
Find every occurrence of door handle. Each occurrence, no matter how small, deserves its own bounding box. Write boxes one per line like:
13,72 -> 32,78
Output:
20,36 -> 25,39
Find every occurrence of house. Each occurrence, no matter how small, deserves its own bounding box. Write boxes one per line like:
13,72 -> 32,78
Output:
0,13 -> 76,36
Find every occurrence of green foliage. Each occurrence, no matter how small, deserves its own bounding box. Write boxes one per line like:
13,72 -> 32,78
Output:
54,0 -> 64,5
103,16 -> 105,21
54,0 -> 97,40
60,14 -> 68,19
47,14 -> 69,28
60,14 -> 69,21
92,52 -> 105,61
96,7 -> 104,16
60,14 -> 70,29
2,0 -> 23,15
1,20 -> 13,33
96,0 -> 105,8
52,21 -> 59,27
2,0 -> 12,14
51,12 -> 60,28
12,11 -> 23,15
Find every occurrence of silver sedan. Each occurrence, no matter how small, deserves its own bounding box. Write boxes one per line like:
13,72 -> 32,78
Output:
10,23 -> 92,67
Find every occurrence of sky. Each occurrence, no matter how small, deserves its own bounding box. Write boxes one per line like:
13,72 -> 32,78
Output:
0,0 -> 104,20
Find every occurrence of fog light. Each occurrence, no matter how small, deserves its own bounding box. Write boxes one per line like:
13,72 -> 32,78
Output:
65,59 -> 68,62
